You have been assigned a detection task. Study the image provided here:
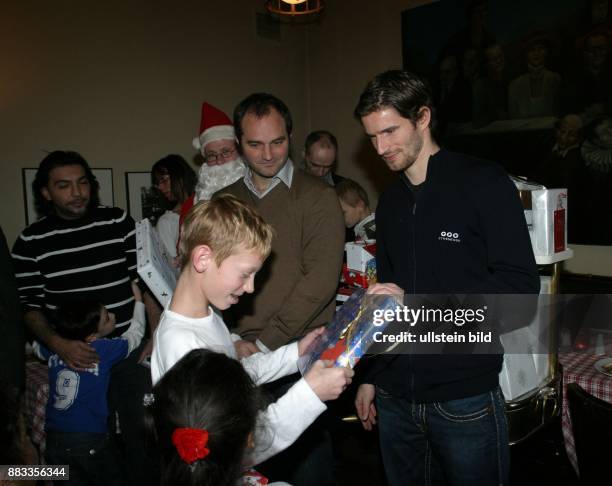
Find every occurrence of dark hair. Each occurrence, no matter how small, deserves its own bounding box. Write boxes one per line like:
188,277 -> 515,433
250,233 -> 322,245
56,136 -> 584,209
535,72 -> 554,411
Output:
148,349 -> 266,486
335,178 -> 370,208
50,299 -> 104,341
304,130 -> 338,154
233,93 -> 293,143
353,70 -> 437,132
151,155 -> 197,204
33,151 -> 100,217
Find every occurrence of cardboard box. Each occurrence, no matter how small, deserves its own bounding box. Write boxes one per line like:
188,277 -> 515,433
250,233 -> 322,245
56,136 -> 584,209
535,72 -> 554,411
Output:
345,241 -> 376,272
510,176 -> 545,251
136,219 -> 178,307
510,177 -> 568,257
531,189 -> 567,256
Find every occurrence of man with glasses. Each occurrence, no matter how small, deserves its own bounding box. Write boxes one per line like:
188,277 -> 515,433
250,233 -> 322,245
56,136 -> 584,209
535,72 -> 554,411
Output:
302,130 -> 345,186
188,102 -> 246,206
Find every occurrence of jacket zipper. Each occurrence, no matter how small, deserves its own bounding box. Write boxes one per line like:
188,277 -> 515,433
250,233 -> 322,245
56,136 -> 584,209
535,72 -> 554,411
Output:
410,200 -> 417,398
412,201 -> 417,292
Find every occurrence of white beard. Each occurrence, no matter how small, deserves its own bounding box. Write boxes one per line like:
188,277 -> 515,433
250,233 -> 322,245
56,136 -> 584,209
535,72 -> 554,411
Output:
194,157 -> 247,202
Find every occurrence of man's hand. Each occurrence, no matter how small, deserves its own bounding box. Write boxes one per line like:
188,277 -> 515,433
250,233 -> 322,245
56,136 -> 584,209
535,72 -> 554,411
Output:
367,282 -> 404,296
304,360 -> 354,402
234,339 -> 261,359
355,383 -> 377,431
52,335 -> 99,370
298,327 -> 325,356
138,338 -> 153,363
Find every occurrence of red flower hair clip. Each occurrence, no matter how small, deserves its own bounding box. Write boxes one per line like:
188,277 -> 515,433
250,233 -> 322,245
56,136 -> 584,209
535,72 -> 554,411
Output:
172,427 -> 210,464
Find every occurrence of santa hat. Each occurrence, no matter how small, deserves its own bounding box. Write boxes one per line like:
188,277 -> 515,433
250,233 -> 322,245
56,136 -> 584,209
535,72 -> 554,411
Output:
192,102 -> 235,152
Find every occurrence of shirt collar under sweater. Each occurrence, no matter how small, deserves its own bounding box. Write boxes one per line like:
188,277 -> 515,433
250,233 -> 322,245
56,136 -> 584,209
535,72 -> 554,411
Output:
243,159 -> 294,199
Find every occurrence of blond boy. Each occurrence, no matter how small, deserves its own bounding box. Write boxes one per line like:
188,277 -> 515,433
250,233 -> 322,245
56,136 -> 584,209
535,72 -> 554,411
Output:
151,194 -> 352,465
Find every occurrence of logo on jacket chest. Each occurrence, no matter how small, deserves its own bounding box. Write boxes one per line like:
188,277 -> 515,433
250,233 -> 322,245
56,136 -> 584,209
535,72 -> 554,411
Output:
438,230 -> 461,243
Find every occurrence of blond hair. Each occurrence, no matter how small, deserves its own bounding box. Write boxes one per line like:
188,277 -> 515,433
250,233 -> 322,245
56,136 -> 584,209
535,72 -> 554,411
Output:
179,194 -> 274,269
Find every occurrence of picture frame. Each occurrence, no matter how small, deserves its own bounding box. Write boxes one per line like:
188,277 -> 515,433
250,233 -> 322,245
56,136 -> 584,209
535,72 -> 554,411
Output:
22,167 -> 114,225
400,0 -> 612,245
125,171 -> 165,222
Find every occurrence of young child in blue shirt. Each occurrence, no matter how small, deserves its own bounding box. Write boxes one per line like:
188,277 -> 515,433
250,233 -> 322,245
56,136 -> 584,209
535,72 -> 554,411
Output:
35,282 -> 145,485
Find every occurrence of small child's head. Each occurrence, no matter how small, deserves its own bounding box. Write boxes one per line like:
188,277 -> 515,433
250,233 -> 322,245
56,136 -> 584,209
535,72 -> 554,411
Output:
51,299 -> 116,342
148,349 -> 265,486
178,194 -> 274,310
335,179 -> 371,228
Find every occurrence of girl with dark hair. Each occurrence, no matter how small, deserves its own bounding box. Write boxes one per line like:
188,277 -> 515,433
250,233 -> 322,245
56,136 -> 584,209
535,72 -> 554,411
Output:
151,155 -> 197,259
147,349 -> 289,486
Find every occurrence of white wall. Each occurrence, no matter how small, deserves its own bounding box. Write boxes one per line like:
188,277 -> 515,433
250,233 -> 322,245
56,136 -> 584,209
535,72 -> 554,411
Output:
1,0 -> 310,243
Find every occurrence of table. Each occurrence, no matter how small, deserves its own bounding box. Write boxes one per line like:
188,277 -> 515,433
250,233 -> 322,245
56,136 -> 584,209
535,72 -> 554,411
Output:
559,351 -> 612,474
24,360 -> 49,456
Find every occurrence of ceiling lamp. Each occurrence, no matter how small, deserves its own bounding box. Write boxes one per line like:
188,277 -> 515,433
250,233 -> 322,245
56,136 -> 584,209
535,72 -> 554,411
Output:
265,0 -> 324,17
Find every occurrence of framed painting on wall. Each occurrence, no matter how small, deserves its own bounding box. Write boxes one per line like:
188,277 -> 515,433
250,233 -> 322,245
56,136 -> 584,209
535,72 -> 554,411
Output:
125,171 -> 165,222
22,167 -> 114,225
401,0 -> 612,245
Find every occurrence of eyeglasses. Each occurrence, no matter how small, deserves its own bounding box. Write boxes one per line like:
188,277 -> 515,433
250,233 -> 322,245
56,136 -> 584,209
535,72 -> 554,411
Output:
205,148 -> 236,163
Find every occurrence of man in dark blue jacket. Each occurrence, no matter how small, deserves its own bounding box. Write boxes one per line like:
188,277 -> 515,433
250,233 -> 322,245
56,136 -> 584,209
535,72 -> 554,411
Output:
353,70 -> 539,486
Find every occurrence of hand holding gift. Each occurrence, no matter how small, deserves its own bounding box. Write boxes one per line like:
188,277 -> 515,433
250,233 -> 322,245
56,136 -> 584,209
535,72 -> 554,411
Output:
298,289 -> 399,373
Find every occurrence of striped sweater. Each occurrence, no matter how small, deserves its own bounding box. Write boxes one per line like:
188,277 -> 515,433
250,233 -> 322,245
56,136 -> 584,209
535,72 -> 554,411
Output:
11,206 -> 137,336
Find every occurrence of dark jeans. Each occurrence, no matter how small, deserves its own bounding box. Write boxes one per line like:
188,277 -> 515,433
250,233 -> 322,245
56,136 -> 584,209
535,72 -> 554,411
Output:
376,386 -> 510,486
257,373 -> 335,486
45,431 -> 123,486
107,341 -> 159,486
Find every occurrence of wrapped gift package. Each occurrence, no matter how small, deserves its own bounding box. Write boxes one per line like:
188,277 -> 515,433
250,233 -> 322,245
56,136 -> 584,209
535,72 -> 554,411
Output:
342,259 -> 376,289
298,289 -> 397,373
136,219 -> 178,307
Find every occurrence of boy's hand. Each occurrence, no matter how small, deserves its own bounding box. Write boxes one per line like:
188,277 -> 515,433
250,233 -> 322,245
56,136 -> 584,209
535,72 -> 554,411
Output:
304,360 -> 354,402
298,327 -> 325,356
355,384 -> 377,431
52,335 -> 99,370
131,280 -> 143,302
234,339 -> 260,358
138,339 -> 153,363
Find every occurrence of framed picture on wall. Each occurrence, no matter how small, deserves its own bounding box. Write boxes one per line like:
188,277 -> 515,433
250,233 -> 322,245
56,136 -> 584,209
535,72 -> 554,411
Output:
125,171 -> 165,222
401,0 -> 612,245
22,167 -> 114,225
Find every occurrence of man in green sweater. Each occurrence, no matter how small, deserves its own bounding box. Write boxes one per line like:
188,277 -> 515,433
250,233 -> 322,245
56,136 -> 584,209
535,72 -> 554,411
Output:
218,92 -> 345,486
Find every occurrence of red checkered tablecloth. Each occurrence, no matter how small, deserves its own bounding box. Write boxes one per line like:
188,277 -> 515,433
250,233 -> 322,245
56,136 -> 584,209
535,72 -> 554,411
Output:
559,351 -> 612,475
24,361 -> 49,456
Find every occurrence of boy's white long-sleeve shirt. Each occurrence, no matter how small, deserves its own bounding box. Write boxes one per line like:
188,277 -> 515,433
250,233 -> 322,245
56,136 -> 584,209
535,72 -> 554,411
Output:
151,306 -> 326,465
